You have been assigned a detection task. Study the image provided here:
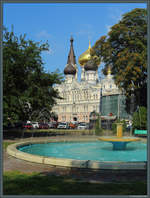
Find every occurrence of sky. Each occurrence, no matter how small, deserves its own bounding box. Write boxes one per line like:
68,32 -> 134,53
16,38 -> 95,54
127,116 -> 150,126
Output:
3,2 -> 147,80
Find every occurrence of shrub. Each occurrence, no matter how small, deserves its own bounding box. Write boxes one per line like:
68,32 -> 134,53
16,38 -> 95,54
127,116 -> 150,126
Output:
95,117 -> 103,136
132,106 -> 147,130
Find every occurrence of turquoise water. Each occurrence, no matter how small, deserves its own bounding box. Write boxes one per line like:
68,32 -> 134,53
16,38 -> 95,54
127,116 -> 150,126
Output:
19,141 -> 147,162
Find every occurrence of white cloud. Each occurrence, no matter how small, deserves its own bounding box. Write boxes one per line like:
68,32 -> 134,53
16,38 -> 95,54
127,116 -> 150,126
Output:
108,7 -> 123,23
36,30 -> 52,39
75,24 -> 95,40
104,7 -> 123,34
36,30 -> 54,55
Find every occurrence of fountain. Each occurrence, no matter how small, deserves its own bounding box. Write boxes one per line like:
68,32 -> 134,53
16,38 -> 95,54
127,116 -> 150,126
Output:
98,123 -> 141,150
7,136 -> 146,170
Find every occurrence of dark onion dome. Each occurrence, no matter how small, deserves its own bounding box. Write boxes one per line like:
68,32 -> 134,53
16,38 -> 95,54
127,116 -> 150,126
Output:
64,63 -> 76,75
84,59 -> 98,71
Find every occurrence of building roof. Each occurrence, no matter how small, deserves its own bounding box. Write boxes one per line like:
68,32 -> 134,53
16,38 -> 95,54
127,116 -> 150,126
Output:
84,59 -> 98,71
64,63 -> 76,75
67,36 -> 76,65
78,41 -> 100,67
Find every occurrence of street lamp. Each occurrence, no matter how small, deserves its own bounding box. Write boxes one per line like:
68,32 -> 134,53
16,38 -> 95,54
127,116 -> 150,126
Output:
130,84 -> 134,136
99,86 -> 103,129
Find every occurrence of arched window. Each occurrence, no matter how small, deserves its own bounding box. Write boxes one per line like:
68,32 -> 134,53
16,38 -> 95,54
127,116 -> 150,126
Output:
83,115 -> 85,120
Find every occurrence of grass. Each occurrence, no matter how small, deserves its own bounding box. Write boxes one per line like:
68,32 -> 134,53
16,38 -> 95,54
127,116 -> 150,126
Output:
3,142 -> 15,150
3,171 -> 147,195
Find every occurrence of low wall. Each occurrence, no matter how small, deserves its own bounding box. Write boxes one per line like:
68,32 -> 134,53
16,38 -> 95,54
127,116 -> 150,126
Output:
4,129 -> 95,139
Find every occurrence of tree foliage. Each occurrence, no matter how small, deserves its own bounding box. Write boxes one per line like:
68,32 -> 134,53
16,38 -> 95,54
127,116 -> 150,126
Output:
95,115 -> 103,135
93,8 -> 147,112
3,27 -> 63,126
132,106 -> 147,130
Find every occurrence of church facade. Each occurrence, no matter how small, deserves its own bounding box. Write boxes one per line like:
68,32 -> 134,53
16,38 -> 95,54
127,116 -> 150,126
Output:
52,37 -> 129,123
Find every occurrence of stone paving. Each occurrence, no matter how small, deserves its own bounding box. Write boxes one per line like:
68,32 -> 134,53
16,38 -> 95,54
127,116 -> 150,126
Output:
3,135 -> 147,183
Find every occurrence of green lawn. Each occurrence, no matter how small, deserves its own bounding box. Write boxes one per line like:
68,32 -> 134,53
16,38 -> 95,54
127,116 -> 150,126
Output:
3,171 -> 147,195
3,142 -> 15,150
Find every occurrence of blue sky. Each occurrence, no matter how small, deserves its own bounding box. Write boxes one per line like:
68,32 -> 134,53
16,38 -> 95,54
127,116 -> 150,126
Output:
3,3 -> 146,79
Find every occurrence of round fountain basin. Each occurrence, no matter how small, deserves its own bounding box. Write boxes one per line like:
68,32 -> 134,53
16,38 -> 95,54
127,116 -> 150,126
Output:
7,139 -> 147,170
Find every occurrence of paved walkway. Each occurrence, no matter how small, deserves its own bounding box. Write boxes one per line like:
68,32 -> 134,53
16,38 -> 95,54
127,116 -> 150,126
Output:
3,136 -> 147,183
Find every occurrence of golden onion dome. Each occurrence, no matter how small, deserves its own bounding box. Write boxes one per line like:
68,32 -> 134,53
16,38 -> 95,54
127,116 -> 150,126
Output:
78,41 -> 100,67
107,66 -> 112,75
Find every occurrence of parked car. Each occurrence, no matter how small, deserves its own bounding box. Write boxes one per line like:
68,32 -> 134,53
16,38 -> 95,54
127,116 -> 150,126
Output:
47,122 -> 53,128
57,122 -> 69,129
49,121 -> 58,128
39,123 -> 49,129
23,123 -> 33,129
32,122 -> 39,129
77,122 -> 88,130
69,121 -> 78,129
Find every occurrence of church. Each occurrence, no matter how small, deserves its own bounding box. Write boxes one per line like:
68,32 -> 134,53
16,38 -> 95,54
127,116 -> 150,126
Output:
52,37 -> 129,124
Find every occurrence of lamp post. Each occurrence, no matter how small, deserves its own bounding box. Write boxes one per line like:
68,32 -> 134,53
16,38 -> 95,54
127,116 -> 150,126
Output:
130,85 -> 134,136
117,94 -> 120,120
99,86 -> 103,130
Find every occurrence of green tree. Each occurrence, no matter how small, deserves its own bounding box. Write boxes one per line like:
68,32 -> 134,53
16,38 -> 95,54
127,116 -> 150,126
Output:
93,8 -> 147,112
3,27 -> 63,126
95,116 -> 102,136
132,106 -> 147,130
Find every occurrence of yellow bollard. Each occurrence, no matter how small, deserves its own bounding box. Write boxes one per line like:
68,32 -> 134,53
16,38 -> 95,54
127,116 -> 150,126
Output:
117,123 -> 123,138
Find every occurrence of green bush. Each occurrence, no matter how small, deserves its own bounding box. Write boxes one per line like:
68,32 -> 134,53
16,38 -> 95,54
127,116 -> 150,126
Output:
4,128 -> 96,138
132,106 -> 147,130
95,117 -> 103,136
